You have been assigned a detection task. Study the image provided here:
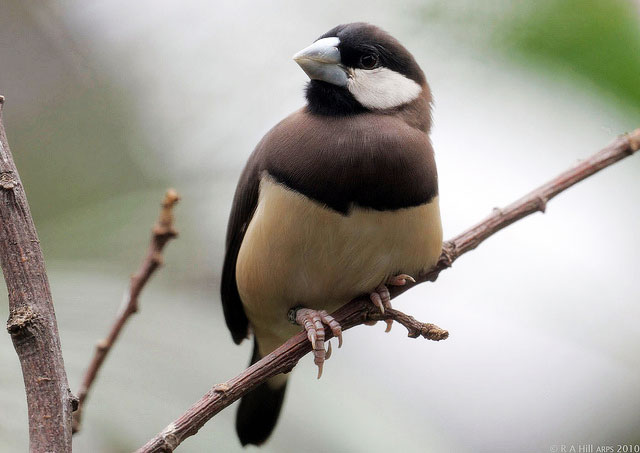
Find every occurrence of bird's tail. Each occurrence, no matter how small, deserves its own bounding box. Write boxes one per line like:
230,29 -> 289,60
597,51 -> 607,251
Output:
236,338 -> 288,446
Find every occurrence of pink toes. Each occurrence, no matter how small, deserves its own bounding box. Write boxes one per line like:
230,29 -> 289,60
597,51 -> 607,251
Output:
291,273 -> 415,375
293,308 -> 343,379
368,274 -> 415,333
370,284 -> 393,332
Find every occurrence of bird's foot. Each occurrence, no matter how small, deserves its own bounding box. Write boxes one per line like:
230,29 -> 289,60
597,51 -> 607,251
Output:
291,308 -> 343,379
387,273 -> 416,287
369,274 -> 416,332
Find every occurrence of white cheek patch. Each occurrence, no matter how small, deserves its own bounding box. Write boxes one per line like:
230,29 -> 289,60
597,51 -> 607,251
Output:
347,67 -> 422,110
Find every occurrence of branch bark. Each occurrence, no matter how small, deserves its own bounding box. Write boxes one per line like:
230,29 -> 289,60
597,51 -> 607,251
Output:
137,304 -> 448,453
137,129 -> 640,453
0,96 -> 75,452
72,189 -> 180,433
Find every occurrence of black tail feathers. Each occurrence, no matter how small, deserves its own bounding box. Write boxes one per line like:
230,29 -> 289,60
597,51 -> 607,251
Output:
236,339 -> 288,446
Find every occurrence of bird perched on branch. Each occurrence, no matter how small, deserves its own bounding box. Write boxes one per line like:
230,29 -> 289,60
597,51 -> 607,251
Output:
221,22 -> 442,446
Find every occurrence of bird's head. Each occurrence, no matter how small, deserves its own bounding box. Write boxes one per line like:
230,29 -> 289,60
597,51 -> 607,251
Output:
294,22 -> 431,118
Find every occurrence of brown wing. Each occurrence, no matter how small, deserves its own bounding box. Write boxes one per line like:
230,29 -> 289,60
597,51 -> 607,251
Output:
220,149 -> 262,344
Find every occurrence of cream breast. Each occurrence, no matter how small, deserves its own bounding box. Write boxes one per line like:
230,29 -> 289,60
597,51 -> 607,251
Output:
235,175 -> 442,354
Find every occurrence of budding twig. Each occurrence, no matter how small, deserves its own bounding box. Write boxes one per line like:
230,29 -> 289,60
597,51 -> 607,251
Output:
72,189 -> 180,433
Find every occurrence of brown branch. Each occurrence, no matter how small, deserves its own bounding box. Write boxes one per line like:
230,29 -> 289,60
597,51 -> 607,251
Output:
137,128 -> 639,453
72,189 -> 180,433
0,96 -> 75,451
136,304 -> 448,453
391,128 -> 640,298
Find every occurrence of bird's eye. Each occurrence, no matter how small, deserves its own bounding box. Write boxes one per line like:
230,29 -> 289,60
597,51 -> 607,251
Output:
359,54 -> 379,69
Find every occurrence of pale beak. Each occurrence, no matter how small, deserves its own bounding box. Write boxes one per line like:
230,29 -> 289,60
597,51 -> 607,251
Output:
293,37 -> 348,87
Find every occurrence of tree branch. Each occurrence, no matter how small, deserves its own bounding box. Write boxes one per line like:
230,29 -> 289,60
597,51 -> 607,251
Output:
392,127 -> 640,298
0,96 -> 75,451
72,189 -> 180,433
137,129 -> 640,453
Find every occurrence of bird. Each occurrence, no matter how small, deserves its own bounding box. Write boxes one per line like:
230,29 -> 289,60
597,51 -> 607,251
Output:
220,22 -> 442,446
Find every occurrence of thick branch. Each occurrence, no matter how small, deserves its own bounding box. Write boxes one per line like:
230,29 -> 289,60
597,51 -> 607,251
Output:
0,96 -> 75,451
72,189 -> 180,433
137,129 -> 639,453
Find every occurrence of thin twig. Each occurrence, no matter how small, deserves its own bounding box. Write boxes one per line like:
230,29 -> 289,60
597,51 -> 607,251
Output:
137,128 -> 639,453
398,128 -> 640,295
136,303 -> 447,453
1,96 -> 75,451
72,189 -> 180,433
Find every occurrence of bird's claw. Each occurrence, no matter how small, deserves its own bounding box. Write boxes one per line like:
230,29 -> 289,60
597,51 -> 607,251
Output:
387,273 -> 416,286
368,274 -> 415,332
370,283 -> 393,331
294,308 -> 343,379
370,291 -> 386,314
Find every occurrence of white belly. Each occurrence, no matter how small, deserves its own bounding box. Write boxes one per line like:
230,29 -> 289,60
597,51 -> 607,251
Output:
236,176 -> 442,354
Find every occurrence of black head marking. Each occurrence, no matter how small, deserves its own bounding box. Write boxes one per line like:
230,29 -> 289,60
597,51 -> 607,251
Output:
319,22 -> 425,85
305,80 -> 367,116
304,23 -> 426,116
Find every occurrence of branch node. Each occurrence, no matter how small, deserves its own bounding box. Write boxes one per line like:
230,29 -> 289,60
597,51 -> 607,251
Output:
152,225 -> 178,238
535,195 -> 548,213
7,305 -> 36,335
96,339 -> 108,352
626,129 -> 640,152
154,189 -> 180,238
421,323 -> 449,341
69,391 -> 79,411
214,383 -> 230,393
160,423 -> 179,452
1,172 -> 17,190
150,251 -> 165,266
438,241 -> 456,269
162,188 -> 180,207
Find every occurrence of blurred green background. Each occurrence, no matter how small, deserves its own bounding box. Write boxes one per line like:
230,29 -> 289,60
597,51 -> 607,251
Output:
1,0 -> 639,452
